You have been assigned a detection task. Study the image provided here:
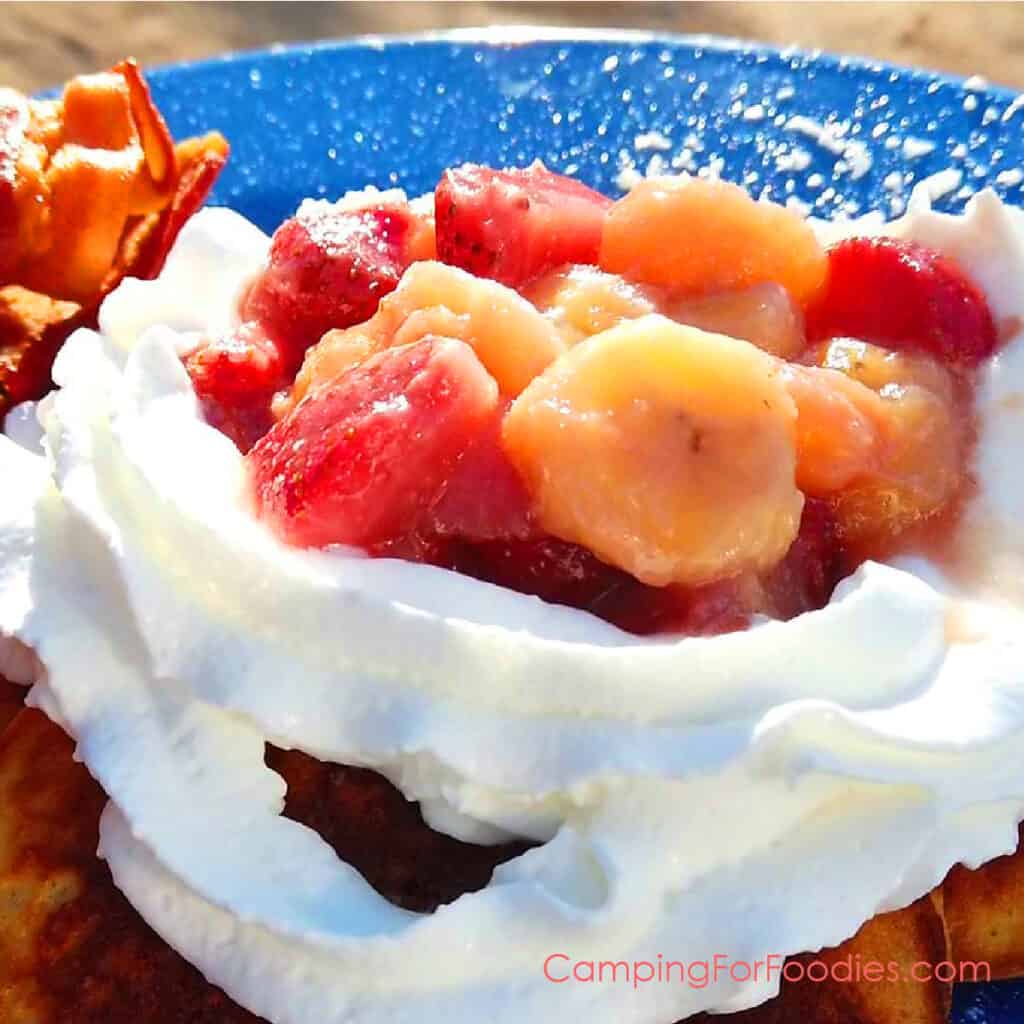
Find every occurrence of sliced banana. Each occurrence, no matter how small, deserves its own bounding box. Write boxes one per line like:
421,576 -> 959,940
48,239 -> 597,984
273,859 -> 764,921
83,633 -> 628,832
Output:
284,261 -> 566,413
503,315 -> 804,587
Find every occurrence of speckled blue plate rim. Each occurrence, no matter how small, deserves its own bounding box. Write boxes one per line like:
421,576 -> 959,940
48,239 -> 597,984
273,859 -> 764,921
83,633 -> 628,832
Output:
123,27 -> 1024,234
133,27 -> 1022,101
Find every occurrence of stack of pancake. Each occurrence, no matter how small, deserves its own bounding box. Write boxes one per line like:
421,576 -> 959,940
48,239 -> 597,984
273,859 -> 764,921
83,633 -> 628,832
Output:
0,684 -> 1021,1024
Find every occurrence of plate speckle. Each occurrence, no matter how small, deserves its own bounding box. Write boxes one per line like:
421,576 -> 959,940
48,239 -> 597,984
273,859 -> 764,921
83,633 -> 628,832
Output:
142,34 -> 1024,232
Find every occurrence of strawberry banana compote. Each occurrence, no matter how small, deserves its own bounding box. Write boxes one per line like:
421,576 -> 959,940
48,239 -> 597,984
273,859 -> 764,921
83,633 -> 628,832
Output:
206,165 -> 992,635
2,163 -> 1024,1024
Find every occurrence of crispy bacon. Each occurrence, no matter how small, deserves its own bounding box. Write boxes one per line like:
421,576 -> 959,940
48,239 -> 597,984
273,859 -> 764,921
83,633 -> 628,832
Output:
0,60 -> 228,419
117,130 -> 229,285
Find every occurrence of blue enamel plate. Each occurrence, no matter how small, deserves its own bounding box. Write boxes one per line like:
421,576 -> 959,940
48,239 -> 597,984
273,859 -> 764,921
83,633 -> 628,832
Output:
139,28 -> 1023,1024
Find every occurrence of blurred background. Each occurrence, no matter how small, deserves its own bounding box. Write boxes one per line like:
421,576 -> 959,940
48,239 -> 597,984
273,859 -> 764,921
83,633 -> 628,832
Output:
3,1 -> 1024,93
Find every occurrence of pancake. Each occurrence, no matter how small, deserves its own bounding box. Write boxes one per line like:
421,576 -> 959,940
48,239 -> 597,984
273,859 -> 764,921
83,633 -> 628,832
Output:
0,707 -> 525,1022
1,700 -> 1015,1022
0,707 -> 259,1023
692,895 -> 951,1024
943,824 -> 1024,981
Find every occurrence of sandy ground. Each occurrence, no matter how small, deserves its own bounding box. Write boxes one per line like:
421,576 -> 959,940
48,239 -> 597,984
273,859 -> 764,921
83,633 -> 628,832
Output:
1,2 -> 1023,93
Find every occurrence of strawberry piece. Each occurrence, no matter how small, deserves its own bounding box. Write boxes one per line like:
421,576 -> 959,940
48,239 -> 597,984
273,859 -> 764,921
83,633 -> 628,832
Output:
447,528 -> 759,636
593,497 -> 843,635
435,162 -> 612,288
366,530 -> 459,568
242,200 -> 429,371
425,405 -> 535,543
806,237 -> 998,368
450,536 -> 629,610
183,321 -> 285,453
593,577 -> 756,637
759,496 -> 844,619
383,495 -> 842,637
247,337 -> 498,549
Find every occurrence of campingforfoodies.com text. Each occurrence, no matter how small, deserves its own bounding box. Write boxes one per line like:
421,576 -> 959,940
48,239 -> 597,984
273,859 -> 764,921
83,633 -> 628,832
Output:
542,953 -> 991,990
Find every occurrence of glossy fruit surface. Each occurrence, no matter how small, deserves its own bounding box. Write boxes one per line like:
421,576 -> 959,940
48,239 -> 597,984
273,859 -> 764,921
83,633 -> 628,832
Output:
435,161 -> 611,287
242,199 -> 434,368
599,176 -> 828,304
503,316 -> 803,586
248,336 -> 498,548
805,236 -> 998,368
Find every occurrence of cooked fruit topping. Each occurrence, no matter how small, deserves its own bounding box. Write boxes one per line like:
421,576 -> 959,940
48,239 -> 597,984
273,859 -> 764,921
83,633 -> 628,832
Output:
242,198 -> 435,370
208,166 -> 994,637
425,405 -> 535,543
450,536 -> 627,611
184,322 -> 285,452
378,262 -> 567,395
524,265 -> 663,345
591,498 -> 841,634
819,334 -> 957,401
502,316 -> 804,587
599,176 -> 828,304
759,495 -> 844,619
784,363 -> 884,495
781,337 -> 964,556
594,575 -> 762,637
247,337 -> 498,549
275,324 -> 377,418
668,282 -> 807,359
284,261 -> 565,411
435,162 -> 612,287
813,339 -> 964,551
805,236 -> 999,367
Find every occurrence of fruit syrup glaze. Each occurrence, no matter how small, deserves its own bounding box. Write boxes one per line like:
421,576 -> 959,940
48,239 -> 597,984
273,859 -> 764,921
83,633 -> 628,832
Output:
182,164 -> 1000,639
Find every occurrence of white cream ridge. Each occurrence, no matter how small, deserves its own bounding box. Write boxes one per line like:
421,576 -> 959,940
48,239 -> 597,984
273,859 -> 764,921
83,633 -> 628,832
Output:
1,184 -> 1024,1023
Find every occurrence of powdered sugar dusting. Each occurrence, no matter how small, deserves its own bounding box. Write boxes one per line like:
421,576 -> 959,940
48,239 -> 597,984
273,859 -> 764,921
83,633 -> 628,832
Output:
902,137 -> 937,160
634,130 -> 672,152
774,147 -> 813,174
597,48 -> 1007,228
784,116 -> 873,181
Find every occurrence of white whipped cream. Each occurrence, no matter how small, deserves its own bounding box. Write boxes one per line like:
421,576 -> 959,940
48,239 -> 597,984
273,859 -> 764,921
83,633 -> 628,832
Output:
2,188 -> 1024,1024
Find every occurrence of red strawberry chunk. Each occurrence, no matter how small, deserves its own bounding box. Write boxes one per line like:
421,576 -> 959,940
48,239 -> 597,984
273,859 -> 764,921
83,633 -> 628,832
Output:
592,498 -> 843,635
247,337 -> 498,549
593,577 -> 757,637
425,405 -> 535,543
759,496 -> 844,619
450,536 -> 629,610
183,321 -> 285,452
806,237 -> 998,368
443,527 -> 761,636
435,162 -> 612,288
242,200 -> 430,371
369,496 -> 843,637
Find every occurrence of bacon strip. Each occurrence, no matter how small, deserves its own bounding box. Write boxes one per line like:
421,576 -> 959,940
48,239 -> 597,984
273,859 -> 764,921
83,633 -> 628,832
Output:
0,62 -> 229,419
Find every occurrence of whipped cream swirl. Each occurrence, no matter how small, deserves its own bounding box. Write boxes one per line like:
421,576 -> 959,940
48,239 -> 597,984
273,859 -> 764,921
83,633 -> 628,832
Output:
2,186 -> 1024,1024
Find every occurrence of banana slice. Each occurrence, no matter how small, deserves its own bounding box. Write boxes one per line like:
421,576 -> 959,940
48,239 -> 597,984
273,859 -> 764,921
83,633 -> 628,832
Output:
668,282 -> 807,360
524,265 -> 664,346
375,261 -> 566,395
599,175 -> 828,305
284,261 -> 565,412
809,339 -> 963,546
503,315 -> 804,587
